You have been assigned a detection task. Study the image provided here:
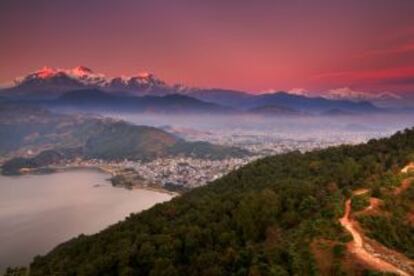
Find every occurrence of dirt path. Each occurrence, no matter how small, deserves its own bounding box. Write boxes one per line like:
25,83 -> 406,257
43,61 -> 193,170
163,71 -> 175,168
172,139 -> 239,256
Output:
353,188 -> 369,196
337,164 -> 414,275
394,163 -> 414,196
401,163 -> 414,174
339,199 -> 412,276
395,178 -> 412,195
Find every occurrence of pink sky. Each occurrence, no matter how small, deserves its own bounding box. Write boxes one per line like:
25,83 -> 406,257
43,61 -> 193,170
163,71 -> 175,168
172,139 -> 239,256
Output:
1,0 -> 414,94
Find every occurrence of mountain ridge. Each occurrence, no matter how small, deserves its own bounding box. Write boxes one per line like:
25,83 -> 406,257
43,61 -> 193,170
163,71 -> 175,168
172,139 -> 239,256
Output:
54,89 -> 233,114
0,66 -> 386,114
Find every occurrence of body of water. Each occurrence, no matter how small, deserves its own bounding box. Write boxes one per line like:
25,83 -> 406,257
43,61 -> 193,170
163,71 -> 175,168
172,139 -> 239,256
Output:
0,169 -> 173,271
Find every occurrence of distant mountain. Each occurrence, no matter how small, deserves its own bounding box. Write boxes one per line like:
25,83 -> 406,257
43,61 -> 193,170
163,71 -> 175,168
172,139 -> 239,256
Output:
0,66 -> 385,114
189,88 -> 252,107
0,66 -> 171,99
107,73 -> 169,95
54,89 -> 232,114
244,92 -> 380,113
190,90 -> 381,114
321,108 -> 355,116
248,104 -> 303,116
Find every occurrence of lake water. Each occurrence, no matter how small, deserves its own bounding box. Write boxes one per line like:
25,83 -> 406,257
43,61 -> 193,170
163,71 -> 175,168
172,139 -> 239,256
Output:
0,169 -> 173,271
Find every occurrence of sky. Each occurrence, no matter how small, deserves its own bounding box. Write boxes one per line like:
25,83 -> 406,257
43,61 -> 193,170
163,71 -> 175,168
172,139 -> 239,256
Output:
1,0 -> 414,96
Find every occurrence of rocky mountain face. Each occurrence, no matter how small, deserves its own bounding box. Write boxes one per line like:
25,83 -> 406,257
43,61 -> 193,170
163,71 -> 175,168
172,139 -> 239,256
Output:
1,66 -> 171,99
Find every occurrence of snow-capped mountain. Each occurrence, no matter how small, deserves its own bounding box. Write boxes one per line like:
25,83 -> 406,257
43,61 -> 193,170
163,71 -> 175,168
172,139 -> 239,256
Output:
16,66 -> 107,87
107,73 -> 168,92
0,66 -> 394,112
3,66 -> 172,99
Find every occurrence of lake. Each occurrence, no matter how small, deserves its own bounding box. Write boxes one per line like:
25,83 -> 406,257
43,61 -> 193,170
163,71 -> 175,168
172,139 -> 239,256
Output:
0,169 -> 173,271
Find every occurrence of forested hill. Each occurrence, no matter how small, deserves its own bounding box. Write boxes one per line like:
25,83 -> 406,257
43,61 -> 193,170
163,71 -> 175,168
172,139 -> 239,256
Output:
26,128 -> 414,275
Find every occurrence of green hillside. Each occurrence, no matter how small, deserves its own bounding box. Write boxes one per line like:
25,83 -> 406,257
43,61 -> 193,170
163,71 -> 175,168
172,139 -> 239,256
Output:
23,128 -> 414,275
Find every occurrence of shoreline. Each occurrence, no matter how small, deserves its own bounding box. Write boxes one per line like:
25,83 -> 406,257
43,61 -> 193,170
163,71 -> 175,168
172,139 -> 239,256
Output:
0,164 -> 176,274
2,165 -> 180,196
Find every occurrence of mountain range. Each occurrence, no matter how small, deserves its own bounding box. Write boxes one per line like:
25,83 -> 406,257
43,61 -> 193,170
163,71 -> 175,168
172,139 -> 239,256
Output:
0,66 -> 388,115
1,66 -> 169,99
54,89 -> 232,114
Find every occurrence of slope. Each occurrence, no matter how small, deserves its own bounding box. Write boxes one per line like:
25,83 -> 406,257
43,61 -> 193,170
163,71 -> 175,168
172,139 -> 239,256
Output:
24,128 -> 414,275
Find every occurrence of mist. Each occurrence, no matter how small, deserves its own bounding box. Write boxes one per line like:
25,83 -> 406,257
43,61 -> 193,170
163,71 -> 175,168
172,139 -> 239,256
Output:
91,112 -> 414,155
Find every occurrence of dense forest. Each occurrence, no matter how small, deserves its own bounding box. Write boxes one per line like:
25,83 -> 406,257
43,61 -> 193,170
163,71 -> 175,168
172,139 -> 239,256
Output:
11,128 -> 414,275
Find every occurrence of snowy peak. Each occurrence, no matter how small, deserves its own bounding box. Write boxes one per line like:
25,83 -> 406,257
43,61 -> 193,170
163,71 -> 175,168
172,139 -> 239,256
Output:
26,66 -> 95,80
12,66 -> 170,94
17,66 -> 103,86
15,66 -> 85,90
72,66 -> 94,76
107,72 -> 167,92
136,72 -> 151,78
33,66 -> 59,79
129,73 -> 166,86
66,66 -> 107,86
19,66 -> 68,82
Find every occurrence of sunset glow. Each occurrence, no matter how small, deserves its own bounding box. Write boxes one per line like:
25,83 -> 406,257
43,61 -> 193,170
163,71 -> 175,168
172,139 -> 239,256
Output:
1,0 -> 414,95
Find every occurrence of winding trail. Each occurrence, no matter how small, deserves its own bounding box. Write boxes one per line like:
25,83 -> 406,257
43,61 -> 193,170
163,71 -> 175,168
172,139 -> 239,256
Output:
339,199 -> 411,276
401,163 -> 414,174
338,164 -> 414,275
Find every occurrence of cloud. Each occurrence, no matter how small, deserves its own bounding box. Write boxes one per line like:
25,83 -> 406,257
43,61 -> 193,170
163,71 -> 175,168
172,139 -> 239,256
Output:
379,76 -> 414,85
0,81 -> 14,89
360,42 -> 414,57
326,87 -> 368,100
311,66 -> 414,93
313,67 -> 414,82
375,91 -> 403,100
325,87 -> 401,102
287,88 -> 310,96
271,86 -> 402,103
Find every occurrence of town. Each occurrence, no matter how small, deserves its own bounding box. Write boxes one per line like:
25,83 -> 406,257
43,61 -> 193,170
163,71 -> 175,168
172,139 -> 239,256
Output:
53,127 -> 392,191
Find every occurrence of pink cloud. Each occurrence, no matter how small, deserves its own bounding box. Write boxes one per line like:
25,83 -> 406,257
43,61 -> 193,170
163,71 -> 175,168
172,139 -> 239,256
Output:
287,88 -> 310,96
314,67 -> 414,80
360,42 -> 414,57
311,67 -> 414,93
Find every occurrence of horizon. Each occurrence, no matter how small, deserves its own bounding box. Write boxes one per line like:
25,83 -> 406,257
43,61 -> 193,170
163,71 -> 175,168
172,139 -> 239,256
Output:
1,0 -> 414,97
